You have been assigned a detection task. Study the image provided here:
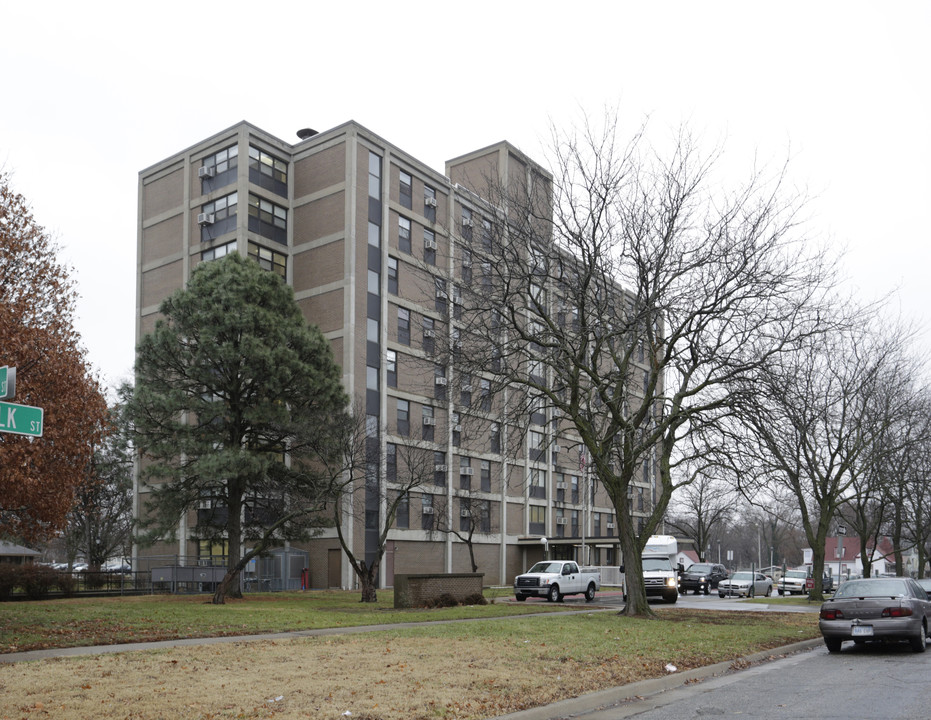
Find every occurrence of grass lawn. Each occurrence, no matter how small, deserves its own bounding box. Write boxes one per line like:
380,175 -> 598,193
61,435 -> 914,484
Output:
0,590 -> 822,720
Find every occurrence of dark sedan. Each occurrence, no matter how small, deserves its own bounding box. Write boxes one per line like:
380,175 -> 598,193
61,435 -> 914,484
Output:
819,577 -> 931,653
678,563 -> 728,595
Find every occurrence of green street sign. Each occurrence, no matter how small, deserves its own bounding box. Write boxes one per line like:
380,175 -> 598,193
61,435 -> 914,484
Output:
0,366 -> 14,400
0,400 -> 43,437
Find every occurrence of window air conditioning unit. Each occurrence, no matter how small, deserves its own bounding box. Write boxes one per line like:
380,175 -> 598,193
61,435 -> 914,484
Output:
461,467 -> 474,476
553,445 -> 562,453
422,506 -> 434,514
424,239 -> 437,250
453,424 -> 462,433
197,212 -> 215,226
606,522 -> 615,529
462,258 -> 472,268
556,482 -> 567,490
436,289 -> 448,299
435,377 -> 448,385
556,517 -> 568,525
460,508 -> 471,517
434,464 -> 448,472
198,165 -> 216,179
423,417 -> 436,426
462,218 -> 474,228
455,341 -> 463,350
423,329 -> 436,338
461,385 -> 473,392
425,197 -> 437,208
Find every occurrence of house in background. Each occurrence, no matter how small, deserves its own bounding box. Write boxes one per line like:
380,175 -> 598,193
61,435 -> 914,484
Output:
0,541 -> 41,565
803,536 -> 897,579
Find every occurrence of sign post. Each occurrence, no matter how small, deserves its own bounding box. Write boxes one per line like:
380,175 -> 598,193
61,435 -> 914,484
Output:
0,366 -> 15,400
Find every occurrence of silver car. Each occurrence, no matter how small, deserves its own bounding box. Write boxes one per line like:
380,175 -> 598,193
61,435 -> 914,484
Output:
717,571 -> 772,598
819,577 -> 931,653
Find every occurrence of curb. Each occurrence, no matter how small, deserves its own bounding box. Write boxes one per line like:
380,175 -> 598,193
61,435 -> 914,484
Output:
491,637 -> 824,720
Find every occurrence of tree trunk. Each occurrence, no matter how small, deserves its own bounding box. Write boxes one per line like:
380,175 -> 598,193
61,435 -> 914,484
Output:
359,562 -> 378,602
213,568 -> 242,605
618,530 -> 654,617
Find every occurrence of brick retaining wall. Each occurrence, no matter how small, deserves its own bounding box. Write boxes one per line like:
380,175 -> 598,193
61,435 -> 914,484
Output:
393,573 -> 484,608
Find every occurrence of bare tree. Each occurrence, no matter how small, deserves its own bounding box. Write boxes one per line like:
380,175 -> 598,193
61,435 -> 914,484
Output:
332,408 -> 439,602
449,111 -> 831,616
666,472 -> 733,563
725,316 -> 915,600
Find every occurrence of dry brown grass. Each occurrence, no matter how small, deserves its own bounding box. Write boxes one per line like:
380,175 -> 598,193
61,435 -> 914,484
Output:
0,610 -> 819,720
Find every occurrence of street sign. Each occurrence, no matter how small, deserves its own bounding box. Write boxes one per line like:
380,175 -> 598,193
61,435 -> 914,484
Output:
0,400 -> 43,437
0,366 -> 15,400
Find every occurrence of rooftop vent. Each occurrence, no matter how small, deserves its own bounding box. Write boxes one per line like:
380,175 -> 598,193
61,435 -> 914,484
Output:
296,128 -> 318,140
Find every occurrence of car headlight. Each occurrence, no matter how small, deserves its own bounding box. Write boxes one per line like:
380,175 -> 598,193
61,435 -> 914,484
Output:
666,577 -> 677,588
700,576 -> 706,582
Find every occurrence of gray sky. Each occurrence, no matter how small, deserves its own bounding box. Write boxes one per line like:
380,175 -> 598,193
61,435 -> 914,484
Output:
2,1 -> 928,391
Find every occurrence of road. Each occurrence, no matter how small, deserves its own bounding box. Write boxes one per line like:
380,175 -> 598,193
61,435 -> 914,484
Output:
576,640 -> 930,719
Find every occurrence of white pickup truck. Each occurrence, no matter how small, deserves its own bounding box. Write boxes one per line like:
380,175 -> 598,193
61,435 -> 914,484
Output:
513,561 -> 600,603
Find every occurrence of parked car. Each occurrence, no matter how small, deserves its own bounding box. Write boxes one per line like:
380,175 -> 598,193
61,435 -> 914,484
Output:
915,577 -> 931,597
718,571 -> 773,598
819,576 -> 931,653
678,563 -> 728,595
776,569 -> 809,595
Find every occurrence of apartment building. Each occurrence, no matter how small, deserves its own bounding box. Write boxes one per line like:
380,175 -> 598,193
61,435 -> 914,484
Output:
136,120 -> 652,589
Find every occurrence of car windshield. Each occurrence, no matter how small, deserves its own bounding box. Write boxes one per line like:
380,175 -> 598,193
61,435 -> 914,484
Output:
730,572 -> 752,581
642,558 -> 673,571
527,562 -> 563,574
834,579 -> 908,598
688,564 -> 711,573
785,570 -> 807,579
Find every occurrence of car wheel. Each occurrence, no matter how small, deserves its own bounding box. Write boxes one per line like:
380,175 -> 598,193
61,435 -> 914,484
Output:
910,622 -> 927,653
585,583 -> 596,603
719,592 -> 725,598
515,595 -> 527,602
765,586 -> 772,597
825,637 -> 842,653
703,585 -> 710,595
547,584 -> 562,603
777,588 -> 784,596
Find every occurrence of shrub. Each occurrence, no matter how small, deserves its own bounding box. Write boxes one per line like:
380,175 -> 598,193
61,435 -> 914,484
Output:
0,564 -> 17,601
20,564 -> 57,600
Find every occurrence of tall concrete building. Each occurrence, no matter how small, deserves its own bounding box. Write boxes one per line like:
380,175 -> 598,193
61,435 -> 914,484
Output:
136,120 -> 642,589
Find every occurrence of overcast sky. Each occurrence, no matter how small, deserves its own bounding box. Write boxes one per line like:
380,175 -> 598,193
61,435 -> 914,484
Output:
2,1 -> 928,392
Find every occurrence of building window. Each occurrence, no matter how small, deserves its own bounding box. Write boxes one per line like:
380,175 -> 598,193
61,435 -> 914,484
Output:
398,307 -> 410,345
481,460 -> 491,492
398,216 -> 412,255
459,456 -> 472,490
368,221 -> 380,248
366,366 -> 378,391
452,411 -> 461,447
395,492 -> 409,529
397,399 -> 409,437
529,468 -> 545,499
434,277 -> 447,314
368,269 -> 380,295
399,170 -> 412,210
248,146 -> 288,197
424,185 -> 436,223
593,512 -> 602,538
367,318 -> 379,343
460,374 -> 472,407
422,405 -> 434,442
462,249 -> 473,284
481,218 -> 493,253
490,422 -> 500,453
423,316 -> 435,353
248,242 -> 286,278
571,475 -> 580,504
461,207 -> 473,241
480,379 -> 491,412
555,472 -> 565,503
529,505 -> 545,535
369,153 -> 382,200
386,443 -> 397,482
422,494 -> 434,530
424,228 -> 436,265
386,350 -> 397,388
201,144 -> 238,192
571,510 -> 580,537
556,508 -> 565,538
200,191 -> 238,242
434,451 -> 446,487
387,257 -> 398,295
366,414 -> 378,438
201,240 -> 237,263
434,364 -> 447,402
248,193 -> 287,244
